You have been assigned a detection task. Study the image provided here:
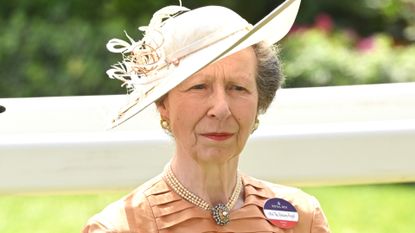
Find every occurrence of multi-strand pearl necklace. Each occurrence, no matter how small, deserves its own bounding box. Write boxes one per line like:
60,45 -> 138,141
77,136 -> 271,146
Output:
164,167 -> 242,225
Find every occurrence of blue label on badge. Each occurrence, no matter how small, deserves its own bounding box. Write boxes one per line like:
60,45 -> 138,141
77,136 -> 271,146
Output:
263,198 -> 298,229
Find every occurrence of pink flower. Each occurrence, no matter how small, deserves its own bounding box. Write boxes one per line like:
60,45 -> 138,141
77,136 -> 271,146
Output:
314,13 -> 333,33
357,37 -> 375,52
289,25 -> 308,34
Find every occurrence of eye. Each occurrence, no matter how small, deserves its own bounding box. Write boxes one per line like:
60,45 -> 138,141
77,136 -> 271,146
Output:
189,84 -> 206,90
230,85 -> 247,92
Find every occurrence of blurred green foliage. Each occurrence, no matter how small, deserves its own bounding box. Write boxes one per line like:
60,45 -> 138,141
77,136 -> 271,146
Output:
281,0 -> 415,87
0,0 -> 414,97
282,29 -> 415,87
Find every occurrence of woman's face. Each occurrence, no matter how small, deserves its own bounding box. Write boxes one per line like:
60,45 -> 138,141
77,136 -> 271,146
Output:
158,47 -> 258,164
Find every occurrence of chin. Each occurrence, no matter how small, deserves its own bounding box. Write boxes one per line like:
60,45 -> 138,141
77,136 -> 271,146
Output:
195,148 -> 240,164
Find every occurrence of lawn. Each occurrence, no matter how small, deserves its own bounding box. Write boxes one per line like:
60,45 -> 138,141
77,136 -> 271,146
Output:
0,184 -> 414,233
304,184 -> 415,233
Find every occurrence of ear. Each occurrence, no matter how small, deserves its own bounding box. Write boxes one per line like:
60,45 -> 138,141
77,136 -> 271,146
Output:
156,95 -> 169,120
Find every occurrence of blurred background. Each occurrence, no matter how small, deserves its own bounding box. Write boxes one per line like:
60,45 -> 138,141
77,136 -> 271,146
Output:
0,0 -> 414,233
1,0 -> 414,97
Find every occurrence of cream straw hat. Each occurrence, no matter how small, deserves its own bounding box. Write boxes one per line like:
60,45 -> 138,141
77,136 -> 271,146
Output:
106,0 -> 301,128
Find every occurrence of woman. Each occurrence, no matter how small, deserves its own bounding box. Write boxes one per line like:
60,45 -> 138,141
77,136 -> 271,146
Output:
83,0 -> 330,232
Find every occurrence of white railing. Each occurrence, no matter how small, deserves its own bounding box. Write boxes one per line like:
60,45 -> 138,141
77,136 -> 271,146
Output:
1,82 -> 414,193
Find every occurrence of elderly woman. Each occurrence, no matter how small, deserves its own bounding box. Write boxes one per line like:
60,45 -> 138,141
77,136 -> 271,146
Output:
83,0 -> 330,232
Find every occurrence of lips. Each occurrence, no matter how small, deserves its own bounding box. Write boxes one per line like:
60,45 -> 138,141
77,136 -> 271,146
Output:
201,132 -> 234,141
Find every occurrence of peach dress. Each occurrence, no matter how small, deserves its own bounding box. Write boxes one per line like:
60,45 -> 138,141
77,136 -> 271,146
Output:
83,174 -> 330,233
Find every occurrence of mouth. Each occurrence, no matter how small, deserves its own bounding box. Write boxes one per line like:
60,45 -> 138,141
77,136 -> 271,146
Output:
200,132 -> 234,141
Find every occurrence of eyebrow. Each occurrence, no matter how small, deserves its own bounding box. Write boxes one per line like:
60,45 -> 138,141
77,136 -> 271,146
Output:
192,70 -> 254,81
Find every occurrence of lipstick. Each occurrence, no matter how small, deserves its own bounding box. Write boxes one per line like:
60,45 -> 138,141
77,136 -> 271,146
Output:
201,132 -> 234,141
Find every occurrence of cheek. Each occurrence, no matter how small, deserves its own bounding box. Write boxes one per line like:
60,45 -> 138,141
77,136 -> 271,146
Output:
169,100 -> 201,135
240,93 -> 258,114
235,101 -> 258,130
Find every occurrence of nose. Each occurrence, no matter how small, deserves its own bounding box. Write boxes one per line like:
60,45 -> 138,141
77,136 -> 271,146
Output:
207,88 -> 231,120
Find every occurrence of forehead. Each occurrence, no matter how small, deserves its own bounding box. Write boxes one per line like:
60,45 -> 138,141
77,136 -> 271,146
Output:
185,47 -> 257,82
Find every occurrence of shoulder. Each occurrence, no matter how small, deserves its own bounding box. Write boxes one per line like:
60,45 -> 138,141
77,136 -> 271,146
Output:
243,175 -> 331,233
260,178 -> 319,209
244,175 -> 318,208
82,175 -> 167,233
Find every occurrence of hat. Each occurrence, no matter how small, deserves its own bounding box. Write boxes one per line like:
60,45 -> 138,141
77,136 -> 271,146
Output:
106,0 -> 301,128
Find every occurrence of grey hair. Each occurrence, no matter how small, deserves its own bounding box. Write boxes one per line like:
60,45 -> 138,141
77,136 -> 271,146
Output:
253,41 -> 284,114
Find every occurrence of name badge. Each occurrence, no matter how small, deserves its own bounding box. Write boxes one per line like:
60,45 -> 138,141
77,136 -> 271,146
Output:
263,198 -> 299,229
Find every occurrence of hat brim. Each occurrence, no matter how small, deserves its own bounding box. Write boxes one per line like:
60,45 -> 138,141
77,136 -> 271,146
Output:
111,0 -> 301,128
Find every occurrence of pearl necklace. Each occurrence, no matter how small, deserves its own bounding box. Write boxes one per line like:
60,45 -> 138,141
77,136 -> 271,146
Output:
164,167 -> 243,225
